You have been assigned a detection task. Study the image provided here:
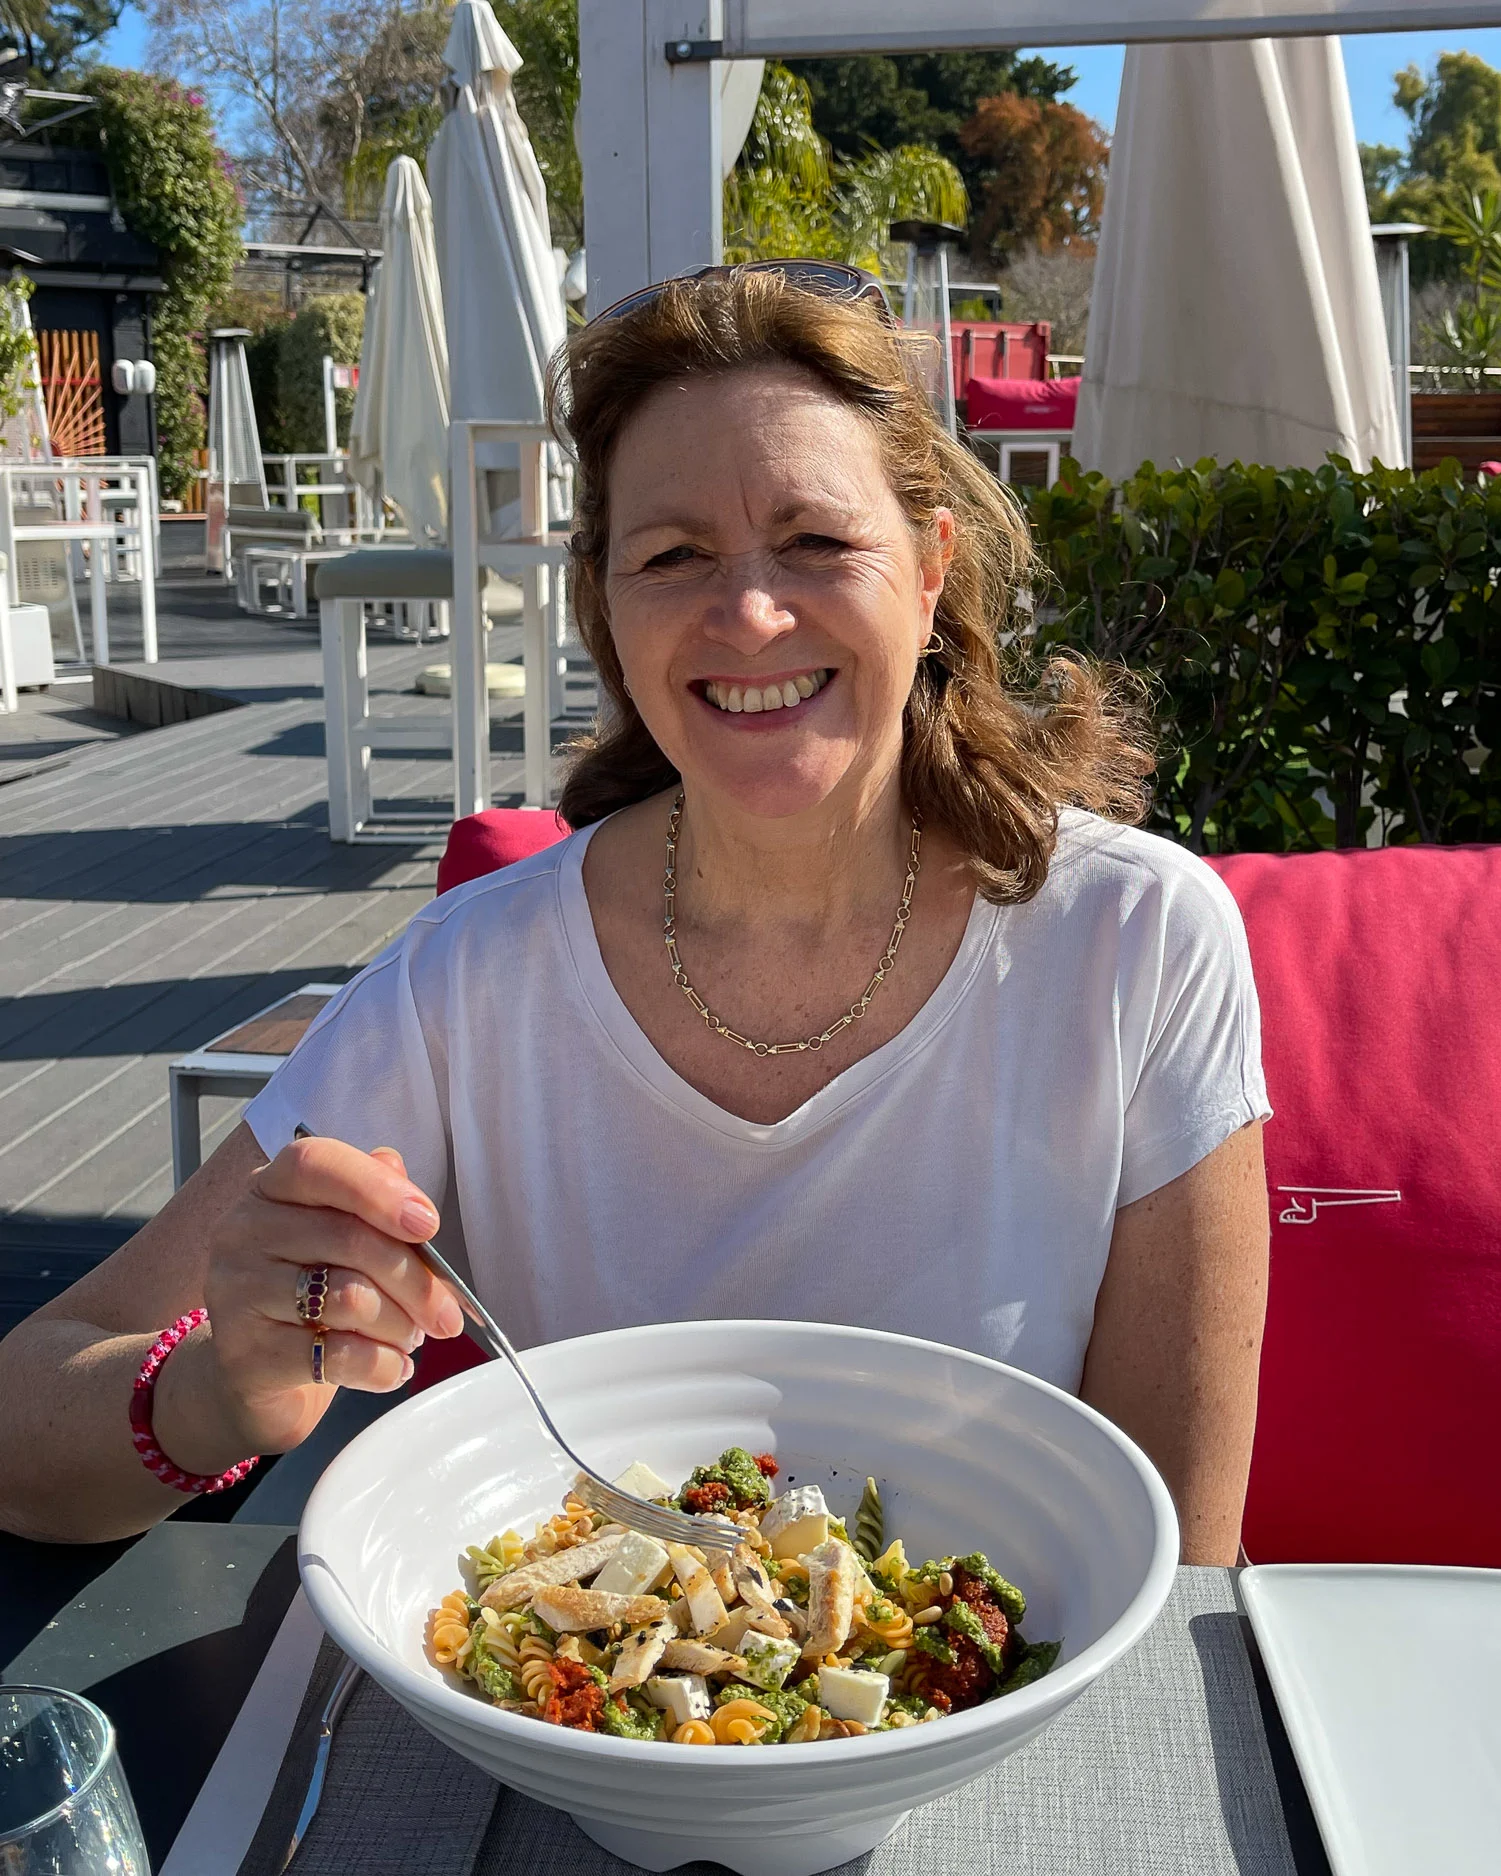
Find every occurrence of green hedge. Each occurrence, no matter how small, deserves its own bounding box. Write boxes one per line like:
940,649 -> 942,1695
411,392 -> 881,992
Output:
1023,458 -> 1501,851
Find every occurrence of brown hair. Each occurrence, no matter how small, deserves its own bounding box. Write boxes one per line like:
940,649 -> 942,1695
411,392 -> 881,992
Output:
549,271 -> 1152,903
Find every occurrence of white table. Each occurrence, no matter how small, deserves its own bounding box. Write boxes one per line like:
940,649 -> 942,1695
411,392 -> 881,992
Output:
0,461 -> 158,664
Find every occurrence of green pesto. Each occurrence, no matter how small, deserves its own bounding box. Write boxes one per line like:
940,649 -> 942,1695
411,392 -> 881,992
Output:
676,1446 -> 772,1510
882,1692 -> 931,1724
910,1624 -> 956,1666
469,1650 -> 523,1705
827,1517 -> 851,1543
996,1638 -> 1062,1695
942,1599 -> 1006,1675
952,1554 -> 1028,1624
603,1693 -> 666,1741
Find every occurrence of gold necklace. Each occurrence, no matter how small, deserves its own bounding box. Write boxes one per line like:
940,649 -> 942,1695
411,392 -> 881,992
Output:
662,791 -> 923,1058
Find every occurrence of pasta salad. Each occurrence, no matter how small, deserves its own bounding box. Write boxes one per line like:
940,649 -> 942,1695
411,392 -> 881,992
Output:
426,1449 -> 1060,1744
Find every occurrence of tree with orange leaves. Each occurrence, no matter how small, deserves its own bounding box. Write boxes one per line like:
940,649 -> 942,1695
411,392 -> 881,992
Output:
959,94 -> 1109,267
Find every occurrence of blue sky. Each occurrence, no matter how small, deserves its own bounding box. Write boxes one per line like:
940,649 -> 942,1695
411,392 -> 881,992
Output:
98,8 -> 1501,150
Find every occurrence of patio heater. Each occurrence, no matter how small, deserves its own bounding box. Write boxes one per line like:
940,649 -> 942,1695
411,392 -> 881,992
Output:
205,328 -> 267,574
891,219 -> 965,437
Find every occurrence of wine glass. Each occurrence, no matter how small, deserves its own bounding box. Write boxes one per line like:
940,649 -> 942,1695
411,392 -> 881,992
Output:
0,1686 -> 149,1875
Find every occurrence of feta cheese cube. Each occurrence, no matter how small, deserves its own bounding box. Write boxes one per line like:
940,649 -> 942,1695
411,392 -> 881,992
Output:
612,1460 -> 673,1503
644,1672 -> 711,1727
817,1664 -> 890,1726
592,1530 -> 672,1597
738,1630 -> 802,1693
760,1484 -> 830,1560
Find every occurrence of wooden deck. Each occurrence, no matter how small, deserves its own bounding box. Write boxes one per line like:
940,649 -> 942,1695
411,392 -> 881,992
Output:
0,573 -> 583,1335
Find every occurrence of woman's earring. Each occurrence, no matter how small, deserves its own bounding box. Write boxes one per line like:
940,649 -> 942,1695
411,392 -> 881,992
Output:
919,630 -> 943,659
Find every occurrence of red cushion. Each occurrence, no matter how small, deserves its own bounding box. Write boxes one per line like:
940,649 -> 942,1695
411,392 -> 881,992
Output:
964,375 -> 1079,431
435,807 -> 570,896
1206,846 -> 1501,1565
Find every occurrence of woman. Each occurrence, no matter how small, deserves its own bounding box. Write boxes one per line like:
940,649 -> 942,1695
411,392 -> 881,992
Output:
0,269 -> 1269,1557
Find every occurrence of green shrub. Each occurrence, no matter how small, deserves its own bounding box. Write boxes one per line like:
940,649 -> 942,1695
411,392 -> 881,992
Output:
272,294 -> 365,456
57,71 -> 242,500
1024,457 -> 1500,850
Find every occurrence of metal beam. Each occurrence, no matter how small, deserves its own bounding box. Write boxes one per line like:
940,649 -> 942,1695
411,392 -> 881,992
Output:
718,0 -> 1501,55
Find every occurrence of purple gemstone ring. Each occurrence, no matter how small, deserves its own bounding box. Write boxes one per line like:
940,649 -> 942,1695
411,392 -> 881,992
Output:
295,1263 -> 330,1325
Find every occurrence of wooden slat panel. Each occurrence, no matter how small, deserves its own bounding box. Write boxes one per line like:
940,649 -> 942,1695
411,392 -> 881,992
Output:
204,992 -> 334,1056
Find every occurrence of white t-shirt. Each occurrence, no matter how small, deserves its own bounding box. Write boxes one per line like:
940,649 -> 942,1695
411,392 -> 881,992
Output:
246,810 -> 1269,1394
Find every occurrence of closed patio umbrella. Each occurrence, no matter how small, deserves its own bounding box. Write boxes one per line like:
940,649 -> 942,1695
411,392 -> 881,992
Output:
427,0 -> 568,519
1073,37 -> 1403,478
348,155 -> 450,544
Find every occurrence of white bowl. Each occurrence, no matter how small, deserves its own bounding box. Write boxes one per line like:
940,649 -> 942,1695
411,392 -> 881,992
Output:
299,1320 -> 1178,1876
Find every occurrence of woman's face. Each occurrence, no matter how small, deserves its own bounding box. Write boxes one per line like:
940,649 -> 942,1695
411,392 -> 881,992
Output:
602,365 -> 952,824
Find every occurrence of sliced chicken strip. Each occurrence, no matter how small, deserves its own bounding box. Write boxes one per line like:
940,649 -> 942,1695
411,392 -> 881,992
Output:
731,1544 -> 780,1619
530,1584 -> 671,1632
666,1543 -> 729,1634
705,1606 -> 791,1653
659,1638 -> 746,1676
478,1533 -> 626,1610
608,1619 -> 675,1692
805,1537 -> 858,1656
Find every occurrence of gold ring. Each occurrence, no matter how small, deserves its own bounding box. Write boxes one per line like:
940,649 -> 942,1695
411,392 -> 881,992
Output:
295,1264 -> 329,1325
310,1331 -> 327,1386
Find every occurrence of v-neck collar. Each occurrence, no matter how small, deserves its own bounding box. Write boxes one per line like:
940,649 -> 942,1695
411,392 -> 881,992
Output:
555,817 -> 1001,1146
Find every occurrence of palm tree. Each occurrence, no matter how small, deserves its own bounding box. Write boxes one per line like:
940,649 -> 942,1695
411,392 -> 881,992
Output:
724,66 -> 966,277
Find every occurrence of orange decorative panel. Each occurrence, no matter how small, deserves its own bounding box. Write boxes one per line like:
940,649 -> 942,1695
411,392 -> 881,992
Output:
37,328 -> 107,456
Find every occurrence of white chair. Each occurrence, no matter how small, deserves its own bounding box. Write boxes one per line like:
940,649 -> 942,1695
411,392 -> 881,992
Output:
316,549 -> 460,842
448,419 -> 571,812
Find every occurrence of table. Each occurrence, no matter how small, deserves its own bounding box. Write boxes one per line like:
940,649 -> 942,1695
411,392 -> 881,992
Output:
0,1523 -> 1335,1876
168,984 -> 342,1185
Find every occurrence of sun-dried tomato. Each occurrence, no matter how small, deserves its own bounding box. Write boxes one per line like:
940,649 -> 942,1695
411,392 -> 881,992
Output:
951,1569 -> 1010,1653
753,1453 -> 780,1478
922,1636 -> 992,1711
542,1656 -> 606,1731
682,1479 -> 733,1515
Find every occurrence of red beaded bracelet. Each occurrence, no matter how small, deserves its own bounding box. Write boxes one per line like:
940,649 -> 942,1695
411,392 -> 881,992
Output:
130,1309 -> 261,1495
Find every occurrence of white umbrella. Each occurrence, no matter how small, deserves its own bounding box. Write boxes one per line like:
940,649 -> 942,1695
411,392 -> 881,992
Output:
1073,37 -> 1403,478
427,0 -> 567,515
349,155 -> 451,545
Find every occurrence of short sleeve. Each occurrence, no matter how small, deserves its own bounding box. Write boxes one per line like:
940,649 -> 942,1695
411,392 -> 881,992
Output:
243,933 -> 450,1214
1116,854 -> 1271,1208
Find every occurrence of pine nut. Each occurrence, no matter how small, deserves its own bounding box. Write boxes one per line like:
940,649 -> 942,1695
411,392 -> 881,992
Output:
915,1605 -> 944,1625
938,1571 -> 954,1596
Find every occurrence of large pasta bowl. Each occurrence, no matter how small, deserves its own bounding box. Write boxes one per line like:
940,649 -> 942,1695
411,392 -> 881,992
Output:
299,1319 -> 1178,1876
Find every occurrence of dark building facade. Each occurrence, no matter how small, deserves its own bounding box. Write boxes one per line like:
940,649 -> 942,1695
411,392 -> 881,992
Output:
0,137 -> 161,456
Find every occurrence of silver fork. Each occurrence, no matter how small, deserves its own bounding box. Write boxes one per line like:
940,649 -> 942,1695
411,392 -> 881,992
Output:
293,1126 -> 739,1552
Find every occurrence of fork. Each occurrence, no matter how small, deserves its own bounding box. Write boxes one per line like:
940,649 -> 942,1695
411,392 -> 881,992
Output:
293,1125 -> 739,1553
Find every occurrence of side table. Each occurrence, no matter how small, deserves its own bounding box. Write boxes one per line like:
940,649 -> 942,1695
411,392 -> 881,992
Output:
168,984 -> 342,1186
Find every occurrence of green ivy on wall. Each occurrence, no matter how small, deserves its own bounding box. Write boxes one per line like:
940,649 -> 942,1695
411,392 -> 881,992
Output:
1024,457 -> 1501,851
57,71 -> 242,499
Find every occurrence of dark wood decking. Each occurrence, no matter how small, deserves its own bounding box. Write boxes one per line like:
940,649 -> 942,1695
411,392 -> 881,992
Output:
0,572 -> 581,1335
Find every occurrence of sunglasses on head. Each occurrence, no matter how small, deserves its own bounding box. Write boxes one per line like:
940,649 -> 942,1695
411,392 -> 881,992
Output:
591,260 -> 894,326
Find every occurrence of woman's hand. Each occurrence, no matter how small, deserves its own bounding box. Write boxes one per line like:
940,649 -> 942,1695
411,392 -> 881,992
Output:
153,1135 -> 464,1470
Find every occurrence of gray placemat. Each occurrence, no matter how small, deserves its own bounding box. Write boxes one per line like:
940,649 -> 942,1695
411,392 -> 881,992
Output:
248,1570 -> 1298,1876
238,1637 -> 501,1876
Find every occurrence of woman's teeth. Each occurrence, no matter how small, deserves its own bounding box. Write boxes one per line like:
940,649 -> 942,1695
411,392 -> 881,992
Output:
703,670 -> 830,714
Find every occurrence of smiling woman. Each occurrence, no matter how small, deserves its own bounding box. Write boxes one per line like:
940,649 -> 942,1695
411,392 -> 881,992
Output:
0,268 -> 1269,1566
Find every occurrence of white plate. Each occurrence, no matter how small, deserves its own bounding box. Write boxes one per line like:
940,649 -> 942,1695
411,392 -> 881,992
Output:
1240,1564 -> 1501,1876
